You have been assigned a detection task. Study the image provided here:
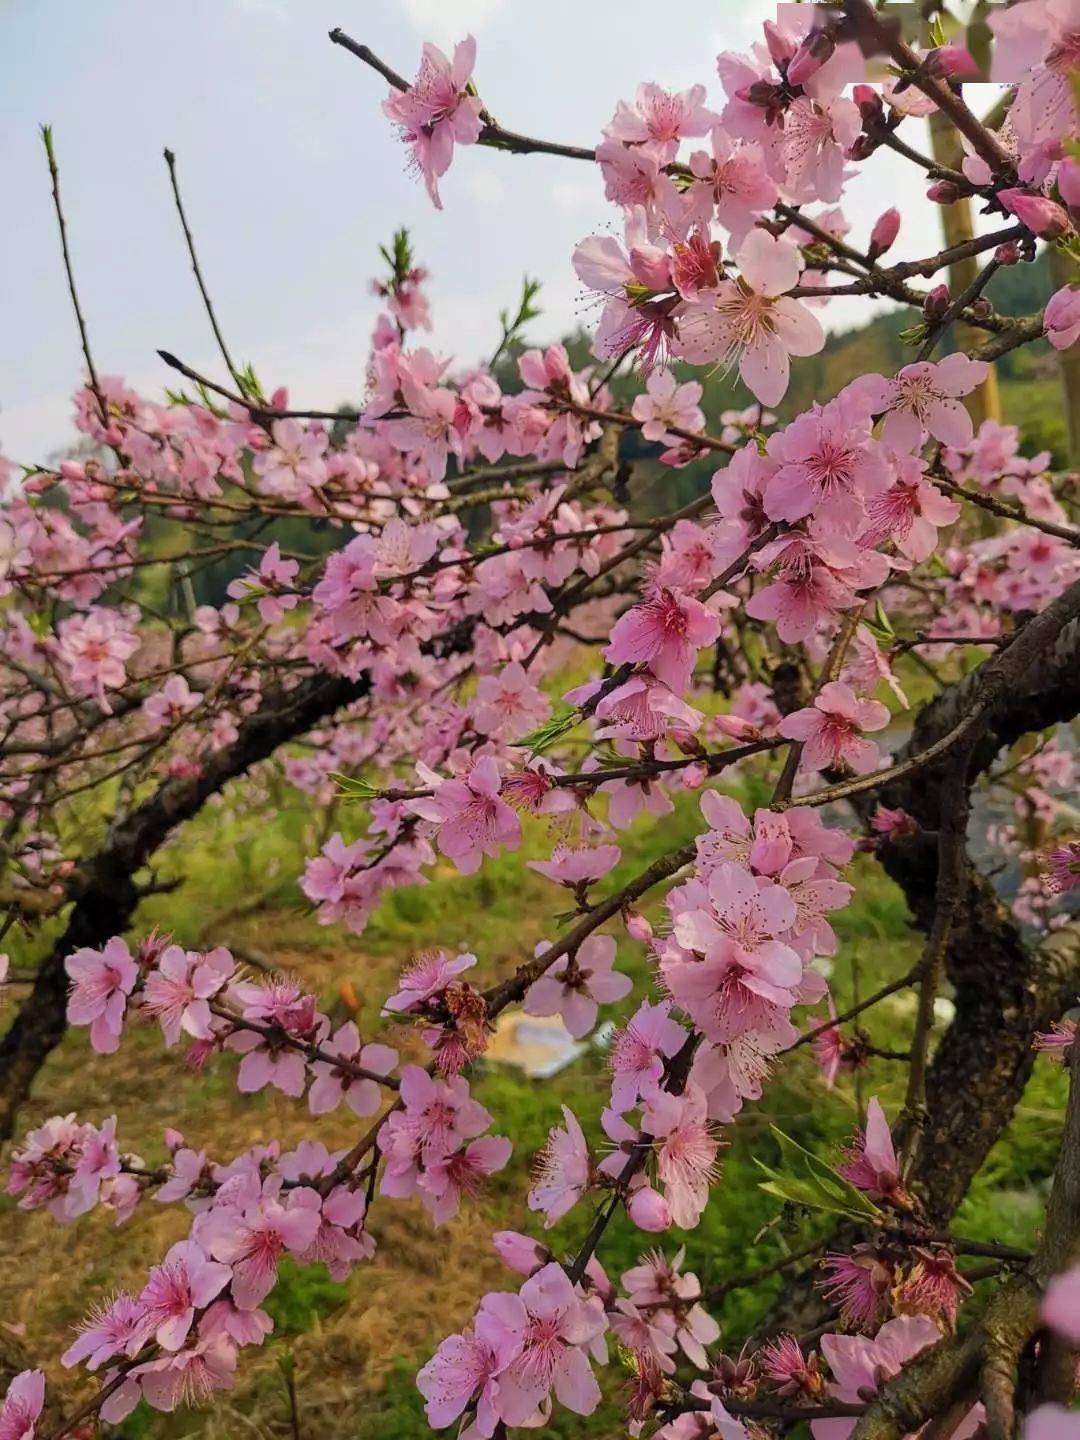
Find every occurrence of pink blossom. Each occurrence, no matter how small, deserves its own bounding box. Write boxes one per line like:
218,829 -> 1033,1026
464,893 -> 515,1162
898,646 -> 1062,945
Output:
252,418 -> 328,500
842,354 -> 990,453
132,1333 -> 237,1414
605,587 -> 722,693
407,756 -> 521,873
678,231 -> 824,405
420,1134 -> 513,1224
65,937 -> 138,1054
1046,286 -> 1080,352
197,1195 -> 320,1308
572,217 -> 677,373
225,541 -> 299,624
417,1324 -> 513,1435
605,82 -> 717,156
475,1262 -> 607,1424
62,1292 -> 145,1371
308,1023 -> 398,1116
529,842 -> 621,890
642,1085 -> 720,1229
384,949 -> 477,1014
0,1371 -> 44,1440
813,1315 -> 942,1440
764,402 -> 889,534
380,1067 -> 494,1198
686,128 -> 778,243
837,1096 -> 905,1204
142,674 -> 200,730
1042,1261 -> 1080,1344
382,38 -> 483,208
472,661 -> 550,738
622,1246 -> 719,1366
819,1249 -> 895,1331
528,1105 -> 591,1226
524,934 -> 632,1038
777,681 -> 889,775
56,609 -> 139,711
143,944 -> 234,1046
631,370 -> 705,443
860,459 -> 960,562
136,1239 -> 232,1351
610,999 -> 688,1112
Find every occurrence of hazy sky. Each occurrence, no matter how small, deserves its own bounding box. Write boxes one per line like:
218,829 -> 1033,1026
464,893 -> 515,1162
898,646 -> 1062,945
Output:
2,0 -> 952,464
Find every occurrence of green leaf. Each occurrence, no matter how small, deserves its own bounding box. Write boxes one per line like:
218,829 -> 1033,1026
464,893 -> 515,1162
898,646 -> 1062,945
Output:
756,1127 -> 882,1221
330,772 -> 383,801
511,705 -> 579,755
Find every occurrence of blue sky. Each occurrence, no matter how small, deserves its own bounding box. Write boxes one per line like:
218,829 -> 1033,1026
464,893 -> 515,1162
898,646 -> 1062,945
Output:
2,0 -> 948,463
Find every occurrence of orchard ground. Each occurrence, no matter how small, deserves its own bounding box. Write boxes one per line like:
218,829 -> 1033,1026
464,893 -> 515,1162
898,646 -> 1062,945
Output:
0,743 -> 1068,1438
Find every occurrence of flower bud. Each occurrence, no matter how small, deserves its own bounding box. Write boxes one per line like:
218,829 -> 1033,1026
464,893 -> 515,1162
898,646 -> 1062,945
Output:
627,1185 -> 671,1232
927,180 -> 960,205
923,283 -> 950,320
738,79 -> 787,111
994,240 -> 1021,266
853,83 -> 885,125
787,29 -> 836,88
999,188 -> 1071,240
493,1230 -> 551,1276
925,43 -> 980,80
869,207 -> 901,257
1058,156 -> 1080,209
624,910 -> 654,944
763,20 -> 796,68
848,133 -> 879,163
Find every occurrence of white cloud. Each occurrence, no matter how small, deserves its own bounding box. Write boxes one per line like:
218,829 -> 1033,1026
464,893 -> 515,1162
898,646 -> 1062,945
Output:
400,0 -> 505,47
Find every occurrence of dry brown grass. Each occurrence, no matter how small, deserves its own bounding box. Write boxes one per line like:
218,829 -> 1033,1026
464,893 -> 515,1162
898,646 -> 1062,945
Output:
0,912 -> 520,1437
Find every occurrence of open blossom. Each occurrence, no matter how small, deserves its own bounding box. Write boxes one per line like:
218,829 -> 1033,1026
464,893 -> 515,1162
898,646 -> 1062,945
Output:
528,1104 -> 591,1226
142,674 -> 200,730
407,756 -> 521,873
143,944 -> 234,1046
610,999 -> 688,1112
529,843 -> 621,890
474,1262 -> 607,1424
417,1324 -> 514,1435
382,37 -> 483,208
837,1096 -> 907,1205
763,401 -> 889,534
605,587 -> 722,693
472,661 -> 550,738
65,937 -> 138,1054
631,369 -> 705,443
1044,840 -> 1080,893
225,541 -> 299,624
0,1371 -> 44,1440
642,1085 -> 720,1229
308,1024 -> 398,1116
524,933 -> 632,1038
605,82 -> 717,156
252,418 -> 328,499
56,609 -> 139,711
842,354 -> 989,453
778,682 -> 889,775
813,1316 -> 943,1440
137,1239 -> 231,1351
197,1194 -> 321,1309
677,230 -> 825,406
572,215 -> 677,372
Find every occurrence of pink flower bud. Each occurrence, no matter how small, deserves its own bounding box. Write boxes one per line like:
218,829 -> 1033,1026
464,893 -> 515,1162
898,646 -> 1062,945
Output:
869,208 -> 901,256
852,84 -> 884,124
763,20 -> 796,68
163,1128 -> 185,1153
787,29 -> 835,88
625,910 -> 654,944
681,763 -> 708,790
926,44 -> 980,79
994,241 -> 1021,266
1058,156 -> 1080,210
924,284 -> 950,320
999,188 -> 1071,240
927,180 -> 961,205
492,1230 -> 551,1276
627,1185 -> 672,1232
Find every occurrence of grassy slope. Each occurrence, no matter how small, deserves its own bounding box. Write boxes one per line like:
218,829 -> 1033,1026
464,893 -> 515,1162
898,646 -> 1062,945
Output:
0,762 -> 1067,1438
